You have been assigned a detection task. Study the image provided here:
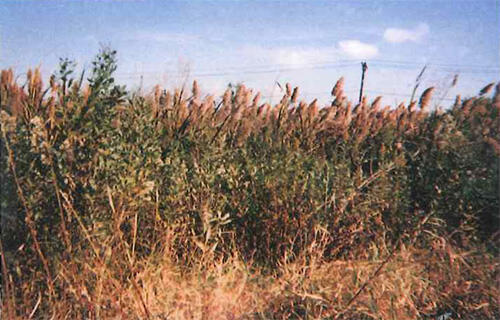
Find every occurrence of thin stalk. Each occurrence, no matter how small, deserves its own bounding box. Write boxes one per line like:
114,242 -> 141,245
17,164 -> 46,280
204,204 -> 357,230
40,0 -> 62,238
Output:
410,65 -> 427,103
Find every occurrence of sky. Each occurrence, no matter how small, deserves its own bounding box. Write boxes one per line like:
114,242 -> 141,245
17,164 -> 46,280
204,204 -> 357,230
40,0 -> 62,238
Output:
1,0 -> 499,107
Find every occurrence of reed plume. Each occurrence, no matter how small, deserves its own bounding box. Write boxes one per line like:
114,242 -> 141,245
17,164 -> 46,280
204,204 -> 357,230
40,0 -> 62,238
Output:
453,95 -> 461,110
479,82 -> 494,96
291,87 -> 299,103
331,77 -> 344,98
371,96 -> 382,110
252,92 -> 261,108
419,87 -> 434,111
307,99 -> 318,120
192,80 -> 200,98
285,82 -> 292,97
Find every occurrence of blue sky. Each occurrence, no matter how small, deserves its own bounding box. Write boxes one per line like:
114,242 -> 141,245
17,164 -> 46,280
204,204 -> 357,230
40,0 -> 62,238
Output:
1,0 -> 499,106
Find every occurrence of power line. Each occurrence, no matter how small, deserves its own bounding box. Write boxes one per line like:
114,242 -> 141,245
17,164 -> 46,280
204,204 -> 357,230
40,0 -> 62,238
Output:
368,62 -> 500,74
4,57 -> 498,79
115,59 -> 500,79
368,59 -> 500,70
363,89 -> 457,102
115,62 -> 359,78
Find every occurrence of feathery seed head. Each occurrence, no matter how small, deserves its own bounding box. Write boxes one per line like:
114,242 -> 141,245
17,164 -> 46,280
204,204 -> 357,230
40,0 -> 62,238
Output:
408,101 -> 416,113
371,96 -> 382,110
223,88 -> 232,106
291,87 -> 299,103
49,74 -> 57,92
307,99 -> 318,119
243,90 -> 252,106
231,105 -> 242,122
257,103 -> 266,116
361,96 -> 367,107
154,85 -> 161,101
235,85 -> 247,105
397,102 -> 405,112
285,83 -> 292,97
252,92 -> 261,108
494,82 -> 500,106
331,77 -> 344,97
453,95 -> 461,110
1,69 -> 13,88
201,95 -> 214,115
192,80 -> 200,98
174,88 -> 181,103
419,87 -> 435,111
297,101 -> 307,118
479,82 -> 495,96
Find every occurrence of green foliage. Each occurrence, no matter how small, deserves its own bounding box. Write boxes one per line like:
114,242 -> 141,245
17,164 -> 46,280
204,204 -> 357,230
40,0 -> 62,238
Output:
87,46 -> 126,108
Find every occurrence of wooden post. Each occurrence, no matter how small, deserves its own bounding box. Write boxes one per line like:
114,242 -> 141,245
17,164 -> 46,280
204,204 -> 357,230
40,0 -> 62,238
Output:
359,62 -> 368,104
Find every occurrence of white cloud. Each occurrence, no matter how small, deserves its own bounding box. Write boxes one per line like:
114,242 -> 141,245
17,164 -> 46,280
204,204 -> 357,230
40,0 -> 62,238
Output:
338,40 -> 379,59
241,41 -> 378,67
384,23 -> 430,43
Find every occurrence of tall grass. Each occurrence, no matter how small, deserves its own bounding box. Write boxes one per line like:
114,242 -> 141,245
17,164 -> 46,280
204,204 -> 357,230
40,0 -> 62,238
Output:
1,48 -> 499,319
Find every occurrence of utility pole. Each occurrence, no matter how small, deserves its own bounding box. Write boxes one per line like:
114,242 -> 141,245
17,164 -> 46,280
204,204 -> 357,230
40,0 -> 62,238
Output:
359,62 -> 368,104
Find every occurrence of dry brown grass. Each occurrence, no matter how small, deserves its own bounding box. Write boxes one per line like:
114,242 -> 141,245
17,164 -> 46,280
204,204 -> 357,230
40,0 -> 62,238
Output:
7,234 -> 496,319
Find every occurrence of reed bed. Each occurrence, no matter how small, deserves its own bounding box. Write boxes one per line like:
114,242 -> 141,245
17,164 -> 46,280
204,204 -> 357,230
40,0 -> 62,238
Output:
1,49 -> 499,319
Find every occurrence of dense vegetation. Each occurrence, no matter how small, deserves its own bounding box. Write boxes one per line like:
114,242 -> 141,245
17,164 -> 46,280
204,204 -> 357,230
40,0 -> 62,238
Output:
1,48 -> 499,319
